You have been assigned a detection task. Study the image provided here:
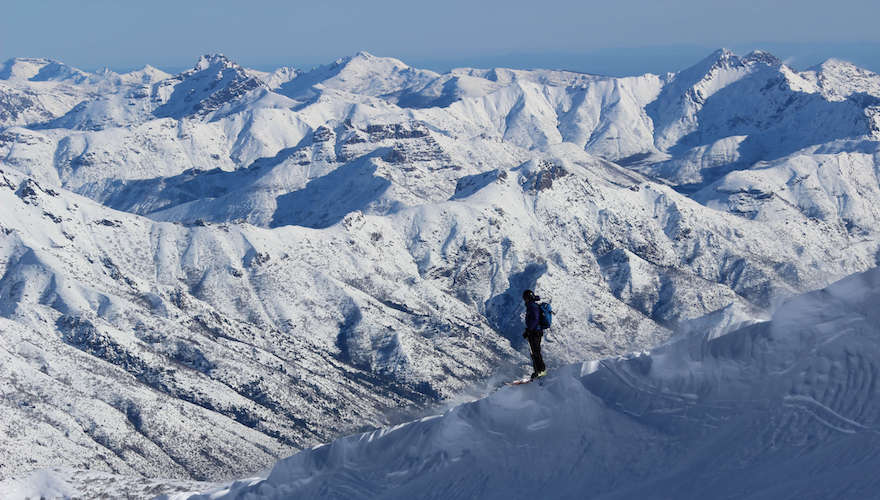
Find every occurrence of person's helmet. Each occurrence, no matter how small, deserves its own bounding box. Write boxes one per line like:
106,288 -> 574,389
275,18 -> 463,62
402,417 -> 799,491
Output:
522,289 -> 534,301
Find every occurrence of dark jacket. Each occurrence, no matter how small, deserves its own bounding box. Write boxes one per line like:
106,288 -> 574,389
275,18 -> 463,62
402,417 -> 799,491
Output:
525,300 -> 541,332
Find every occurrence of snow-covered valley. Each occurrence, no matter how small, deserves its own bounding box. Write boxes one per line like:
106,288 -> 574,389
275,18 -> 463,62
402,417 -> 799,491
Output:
1,48 -> 879,497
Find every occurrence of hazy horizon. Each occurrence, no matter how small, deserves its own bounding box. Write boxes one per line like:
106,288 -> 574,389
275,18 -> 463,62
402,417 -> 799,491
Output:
3,0 -> 879,77
4,42 -> 880,79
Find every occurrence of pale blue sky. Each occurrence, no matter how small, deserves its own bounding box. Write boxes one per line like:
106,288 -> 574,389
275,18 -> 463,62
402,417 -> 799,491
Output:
2,0 -> 879,75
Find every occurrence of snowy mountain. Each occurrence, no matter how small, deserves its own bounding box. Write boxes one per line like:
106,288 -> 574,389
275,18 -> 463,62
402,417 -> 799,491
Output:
801,58 -> 880,101
643,49 -> 879,187
171,266 -> 880,500
152,54 -> 269,120
0,58 -> 93,129
0,58 -> 92,84
1,48 -> 880,492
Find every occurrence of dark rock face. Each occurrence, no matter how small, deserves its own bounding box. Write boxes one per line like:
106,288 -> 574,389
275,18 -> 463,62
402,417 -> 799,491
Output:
42,211 -> 62,223
383,136 -> 449,164
194,76 -> 262,117
366,122 -> 429,140
452,170 -> 506,200
57,315 -> 164,387
0,86 -> 52,125
1,171 -> 16,190
522,161 -> 569,193
15,178 -> 49,204
341,130 -> 367,145
312,126 -> 335,142
15,179 -> 40,201
173,341 -> 216,374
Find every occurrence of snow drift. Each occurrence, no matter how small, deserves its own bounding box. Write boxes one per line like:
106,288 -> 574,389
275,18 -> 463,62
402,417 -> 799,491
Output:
180,266 -> 880,500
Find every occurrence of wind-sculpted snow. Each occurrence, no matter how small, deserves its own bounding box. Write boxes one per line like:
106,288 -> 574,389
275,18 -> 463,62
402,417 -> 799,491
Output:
2,48 -> 880,488
179,267 -> 880,500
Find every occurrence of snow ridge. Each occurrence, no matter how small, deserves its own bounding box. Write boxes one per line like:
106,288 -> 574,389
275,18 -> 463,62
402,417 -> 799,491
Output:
181,267 -> 880,500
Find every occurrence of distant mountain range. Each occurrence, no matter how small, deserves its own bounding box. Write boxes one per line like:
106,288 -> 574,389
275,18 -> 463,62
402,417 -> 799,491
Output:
1,48 -> 879,490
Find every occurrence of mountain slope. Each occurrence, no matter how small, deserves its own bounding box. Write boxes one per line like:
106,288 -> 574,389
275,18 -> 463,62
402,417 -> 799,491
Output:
181,266 -> 880,500
1,133 -> 875,483
0,167 -> 520,481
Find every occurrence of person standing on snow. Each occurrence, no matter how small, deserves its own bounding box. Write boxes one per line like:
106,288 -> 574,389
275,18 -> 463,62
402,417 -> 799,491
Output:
522,289 -> 547,379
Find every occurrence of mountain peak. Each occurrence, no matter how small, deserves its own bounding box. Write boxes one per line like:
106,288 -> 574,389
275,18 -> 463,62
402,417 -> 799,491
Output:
701,48 -> 736,66
802,57 -> 880,100
815,58 -> 863,72
742,50 -> 782,67
0,57 -> 62,81
194,53 -> 235,71
153,53 -> 264,119
339,51 -> 410,70
713,47 -> 735,60
1,56 -> 52,68
687,48 -> 740,75
119,64 -> 172,84
678,48 -> 782,83
806,57 -> 880,81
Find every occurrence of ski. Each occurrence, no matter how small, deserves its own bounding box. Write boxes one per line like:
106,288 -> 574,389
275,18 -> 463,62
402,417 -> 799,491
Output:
507,372 -> 547,386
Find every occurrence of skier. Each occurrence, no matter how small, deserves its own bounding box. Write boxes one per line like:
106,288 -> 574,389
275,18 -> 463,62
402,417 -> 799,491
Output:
522,289 -> 547,379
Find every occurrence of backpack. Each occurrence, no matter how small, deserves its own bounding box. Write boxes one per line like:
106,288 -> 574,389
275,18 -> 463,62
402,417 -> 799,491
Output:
539,302 -> 553,329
